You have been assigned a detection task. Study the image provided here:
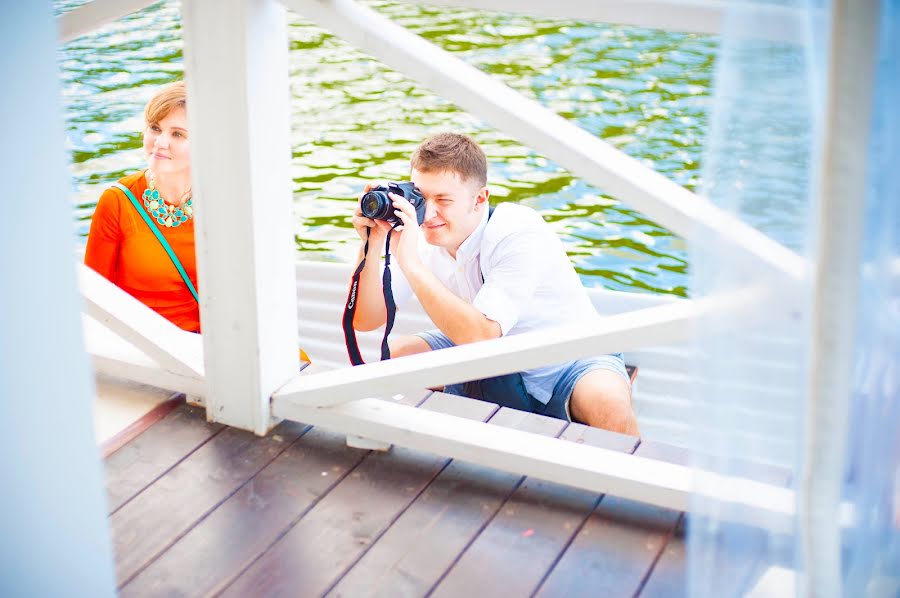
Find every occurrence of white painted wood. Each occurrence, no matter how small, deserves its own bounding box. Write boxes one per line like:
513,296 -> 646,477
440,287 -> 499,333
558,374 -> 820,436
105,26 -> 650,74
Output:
91,354 -> 206,397
57,0 -> 158,43
181,0 -> 299,435
272,396 -> 801,532
395,0 -> 803,41
799,2 -> 879,596
295,260 -> 686,368
283,0 -> 807,287
1,2 -> 115,594
277,291 -> 770,407
82,315 -> 207,396
79,264 -> 204,379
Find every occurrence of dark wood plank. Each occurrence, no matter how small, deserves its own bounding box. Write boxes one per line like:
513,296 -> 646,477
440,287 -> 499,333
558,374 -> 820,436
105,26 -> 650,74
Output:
559,420 -> 638,454
109,420 -> 309,587
638,516 -> 686,598
119,427 -> 370,597
536,495 -> 681,598
219,393 -> 499,598
635,440 -> 793,597
119,389 -> 433,597
430,421 -> 640,598
632,440 -> 690,598
633,439 -> 690,464
697,458 -> 791,596
100,393 -> 184,459
104,402 -> 223,513
328,407 -> 565,598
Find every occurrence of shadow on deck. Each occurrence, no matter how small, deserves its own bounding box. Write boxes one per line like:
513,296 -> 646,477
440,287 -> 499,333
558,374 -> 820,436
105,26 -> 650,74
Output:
105,393 -> 699,597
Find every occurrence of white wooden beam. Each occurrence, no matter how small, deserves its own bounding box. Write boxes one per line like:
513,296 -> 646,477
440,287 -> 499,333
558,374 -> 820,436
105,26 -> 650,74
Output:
283,0 -> 806,287
799,1 -> 880,596
78,264 -> 204,380
275,292 -> 770,407
89,354 -> 205,397
1,2 -> 115,593
181,0 -> 299,435
394,0 -> 803,41
57,0 -> 159,43
272,396 -> 798,532
82,315 -> 206,396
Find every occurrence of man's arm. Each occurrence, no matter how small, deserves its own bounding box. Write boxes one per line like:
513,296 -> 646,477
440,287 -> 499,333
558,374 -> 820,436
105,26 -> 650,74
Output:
388,193 -> 501,345
349,185 -> 393,331
401,262 -> 502,345
350,239 -> 389,331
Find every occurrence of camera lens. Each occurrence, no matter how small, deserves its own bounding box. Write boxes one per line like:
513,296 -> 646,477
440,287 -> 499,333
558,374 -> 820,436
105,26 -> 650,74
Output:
364,196 -> 381,215
361,191 -> 389,219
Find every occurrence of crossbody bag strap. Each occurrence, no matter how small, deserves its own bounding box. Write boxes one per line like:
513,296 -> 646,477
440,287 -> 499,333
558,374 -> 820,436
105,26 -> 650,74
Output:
111,182 -> 200,304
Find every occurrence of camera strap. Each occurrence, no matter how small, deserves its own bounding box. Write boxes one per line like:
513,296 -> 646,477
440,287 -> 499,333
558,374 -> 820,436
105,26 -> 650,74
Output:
343,228 -> 396,366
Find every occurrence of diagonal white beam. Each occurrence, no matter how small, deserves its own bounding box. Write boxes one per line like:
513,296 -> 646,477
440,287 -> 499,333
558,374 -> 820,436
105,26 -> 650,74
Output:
274,291 -> 775,407
57,0 -> 159,44
82,314 -> 206,396
396,0 -> 803,41
78,264 -> 204,380
89,353 -> 205,396
272,396 -> 799,532
283,0 -> 807,286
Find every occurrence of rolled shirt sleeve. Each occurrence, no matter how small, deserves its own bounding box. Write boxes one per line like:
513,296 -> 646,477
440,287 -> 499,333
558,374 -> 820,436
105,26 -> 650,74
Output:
473,231 -> 545,335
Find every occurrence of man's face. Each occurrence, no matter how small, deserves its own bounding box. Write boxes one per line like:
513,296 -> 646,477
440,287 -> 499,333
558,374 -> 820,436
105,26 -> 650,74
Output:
410,168 -> 488,255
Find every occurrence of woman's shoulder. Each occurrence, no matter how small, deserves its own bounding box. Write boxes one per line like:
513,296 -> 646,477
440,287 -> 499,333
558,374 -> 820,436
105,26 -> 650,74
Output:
98,171 -> 147,203
114,171 -> 148,194
95,171 -> 145,215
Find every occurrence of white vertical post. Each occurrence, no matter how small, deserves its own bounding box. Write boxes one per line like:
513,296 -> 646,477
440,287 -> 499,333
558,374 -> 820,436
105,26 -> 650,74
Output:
0,2 -> 114,595
799,1 -> 880,596
180,0 -> 298,435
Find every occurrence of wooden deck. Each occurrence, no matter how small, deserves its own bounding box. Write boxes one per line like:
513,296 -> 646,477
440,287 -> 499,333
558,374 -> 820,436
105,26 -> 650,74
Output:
104,394 -> 719,597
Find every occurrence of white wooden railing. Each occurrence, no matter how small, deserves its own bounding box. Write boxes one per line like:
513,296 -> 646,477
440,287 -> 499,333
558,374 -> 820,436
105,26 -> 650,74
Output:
65,0 -> 812,520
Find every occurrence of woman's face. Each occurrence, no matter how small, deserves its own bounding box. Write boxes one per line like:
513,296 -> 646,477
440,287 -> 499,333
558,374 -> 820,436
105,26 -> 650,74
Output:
143,106 -> 190,178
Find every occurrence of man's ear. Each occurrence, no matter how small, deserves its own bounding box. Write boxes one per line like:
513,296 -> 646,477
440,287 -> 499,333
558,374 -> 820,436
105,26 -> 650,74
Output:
476,186 -> 490,208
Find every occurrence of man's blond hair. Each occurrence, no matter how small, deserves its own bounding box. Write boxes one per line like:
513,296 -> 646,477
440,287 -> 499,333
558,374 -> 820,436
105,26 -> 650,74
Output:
411,132 -> 487,187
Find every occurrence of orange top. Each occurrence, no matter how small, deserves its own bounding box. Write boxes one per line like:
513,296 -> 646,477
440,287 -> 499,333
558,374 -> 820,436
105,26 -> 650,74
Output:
85,171 -> 200,332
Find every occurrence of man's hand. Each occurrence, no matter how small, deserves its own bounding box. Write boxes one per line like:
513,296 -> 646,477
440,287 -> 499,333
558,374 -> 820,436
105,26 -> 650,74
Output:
387,192 -> 424,275
351,183 -> 393,244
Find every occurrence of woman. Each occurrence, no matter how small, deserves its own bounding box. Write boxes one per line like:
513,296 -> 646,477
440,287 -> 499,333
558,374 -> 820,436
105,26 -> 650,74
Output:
85,81 -> 199,332
86,81 -> 311,366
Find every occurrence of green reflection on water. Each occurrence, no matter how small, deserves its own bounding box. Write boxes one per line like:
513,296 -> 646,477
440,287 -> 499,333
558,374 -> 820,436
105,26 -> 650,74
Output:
59,0 -> 718,298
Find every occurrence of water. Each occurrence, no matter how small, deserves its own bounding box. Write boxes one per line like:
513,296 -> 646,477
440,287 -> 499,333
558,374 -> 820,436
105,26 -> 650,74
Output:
60,0 -> 718,298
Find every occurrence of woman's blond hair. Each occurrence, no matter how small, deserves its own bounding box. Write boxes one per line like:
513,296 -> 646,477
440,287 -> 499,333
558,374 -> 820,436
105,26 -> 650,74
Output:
144,80 -> 186,125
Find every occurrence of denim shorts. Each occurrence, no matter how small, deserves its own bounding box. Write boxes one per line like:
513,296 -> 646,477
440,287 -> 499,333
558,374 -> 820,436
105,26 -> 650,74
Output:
416,329 -> 630,422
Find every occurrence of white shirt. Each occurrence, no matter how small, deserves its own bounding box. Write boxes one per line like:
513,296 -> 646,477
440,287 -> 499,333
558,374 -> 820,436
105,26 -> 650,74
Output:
390,203 -> 599,405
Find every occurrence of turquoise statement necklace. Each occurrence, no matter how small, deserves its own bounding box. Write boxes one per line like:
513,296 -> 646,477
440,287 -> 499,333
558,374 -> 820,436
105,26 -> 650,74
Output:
143,170 -> 193,228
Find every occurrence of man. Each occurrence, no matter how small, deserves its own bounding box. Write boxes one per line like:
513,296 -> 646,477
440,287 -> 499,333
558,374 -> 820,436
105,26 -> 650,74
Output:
350,132 -> 639,436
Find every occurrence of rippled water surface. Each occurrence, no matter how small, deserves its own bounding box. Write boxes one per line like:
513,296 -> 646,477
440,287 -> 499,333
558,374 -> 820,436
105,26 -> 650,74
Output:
60,0 -> 719,297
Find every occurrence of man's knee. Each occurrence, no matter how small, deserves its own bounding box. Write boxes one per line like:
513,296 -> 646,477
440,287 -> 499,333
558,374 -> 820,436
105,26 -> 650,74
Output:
570,369 -> 639,436
389,335 -> 433,358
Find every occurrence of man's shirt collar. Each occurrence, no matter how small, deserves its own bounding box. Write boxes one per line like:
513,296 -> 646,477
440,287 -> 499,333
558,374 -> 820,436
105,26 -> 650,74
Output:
448,205 -> 490,263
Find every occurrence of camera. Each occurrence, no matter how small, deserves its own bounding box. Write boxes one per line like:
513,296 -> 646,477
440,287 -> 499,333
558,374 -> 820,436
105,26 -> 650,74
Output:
360,182 -> 426,228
